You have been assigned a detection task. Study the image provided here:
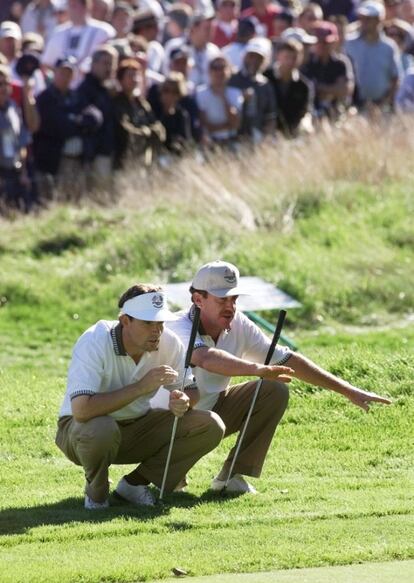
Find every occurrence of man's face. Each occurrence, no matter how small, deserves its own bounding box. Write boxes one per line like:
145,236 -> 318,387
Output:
359,15 -> 381,35
277,48 -> 299,71
121,316 -> 164,353
0,37 -> 19,61
244,51 -> 264,75
195,292 -> 238,332
54,66 -> 74,92
92,53 -> 114,81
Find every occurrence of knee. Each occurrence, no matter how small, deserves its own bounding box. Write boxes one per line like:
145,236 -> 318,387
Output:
208,411 -> 226,444
261,381 -> 290,412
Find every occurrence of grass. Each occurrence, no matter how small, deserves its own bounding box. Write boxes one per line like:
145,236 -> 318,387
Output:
0,118 -> 413,582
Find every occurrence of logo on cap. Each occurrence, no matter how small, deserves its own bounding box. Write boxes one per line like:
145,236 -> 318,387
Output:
223,268 -> 237,284
151,293 -> 164,308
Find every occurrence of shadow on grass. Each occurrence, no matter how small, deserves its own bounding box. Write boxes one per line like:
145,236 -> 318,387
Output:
0,489 -> 239,536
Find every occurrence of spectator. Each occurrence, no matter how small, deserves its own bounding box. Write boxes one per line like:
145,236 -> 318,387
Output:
241,0 -> 281,38
298,3 -> 324,34
229,37 -> 276,142
395,61 -> 414,108
196,55 -> 244,149
281,25 -> 318,66
302,20 -> 354,119
163,3 -> 193,44
42,0 -> 115,86
384,17 -> 414,73
113,59 -> 165,169
151,73 -> 193,157
313,0 -> 358,21
164,13 -> 221,87
222,16 -> 258,71
210,0 -> 240,49
346,1 -> 401,111
111,2 -> 133,39
264,39 -> 314,137
76,45 -> 117,183
132,10 -> 165,73
0,21 -> 22,67
384,0 -> 403,20
20,0 -> 60,42
0,64 -> 38,212
33,56 -> 101,201
91,0 -> 113,22
272,9 -> 295,41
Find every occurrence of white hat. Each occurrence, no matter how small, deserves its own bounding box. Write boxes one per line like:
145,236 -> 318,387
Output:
120,292 -> 178,321
357,1 -> 386,19
281,27 -> 317,45
192,260 -> 249,297
245,37 -> 272,59
0,21 -> 22,41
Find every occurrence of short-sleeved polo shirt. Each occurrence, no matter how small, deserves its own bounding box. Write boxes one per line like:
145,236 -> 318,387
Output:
168,308 -> 292,410
59,320 -> 185,420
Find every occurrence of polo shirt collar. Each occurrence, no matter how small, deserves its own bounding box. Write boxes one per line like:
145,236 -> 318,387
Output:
111,322 -> 127,356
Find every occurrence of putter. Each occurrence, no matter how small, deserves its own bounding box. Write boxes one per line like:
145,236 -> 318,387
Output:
158,306 -> 201,502
221,309 -> 287,495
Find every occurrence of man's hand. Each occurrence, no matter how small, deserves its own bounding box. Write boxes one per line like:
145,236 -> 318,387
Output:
258,365 -> 295,383
169,390 -> 190,417
137,366 -> 178,395
343,387 -> 392,412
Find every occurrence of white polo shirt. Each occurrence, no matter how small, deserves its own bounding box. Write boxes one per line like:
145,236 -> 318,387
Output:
59,320 -> 185,420
167,308 -> 292,410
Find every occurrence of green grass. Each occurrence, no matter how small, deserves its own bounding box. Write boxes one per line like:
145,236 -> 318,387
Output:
0,170 -> 413,582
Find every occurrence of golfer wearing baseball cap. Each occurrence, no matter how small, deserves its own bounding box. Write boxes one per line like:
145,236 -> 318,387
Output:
168,260 -> 391,494
56,283 -> 224,509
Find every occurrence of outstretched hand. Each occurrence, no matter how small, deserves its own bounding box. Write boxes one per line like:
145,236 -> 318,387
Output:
344,387 -> 392,411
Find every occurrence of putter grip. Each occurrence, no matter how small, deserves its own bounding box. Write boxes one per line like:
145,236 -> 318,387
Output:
264,310 -> 287,365
184,306 -> 201,368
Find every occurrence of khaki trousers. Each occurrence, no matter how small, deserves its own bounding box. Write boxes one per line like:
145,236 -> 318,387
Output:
213,380 -> 289,478
56,409 -> 225,502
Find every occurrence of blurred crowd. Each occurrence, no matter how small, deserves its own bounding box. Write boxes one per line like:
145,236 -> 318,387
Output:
1,0 -> 414,213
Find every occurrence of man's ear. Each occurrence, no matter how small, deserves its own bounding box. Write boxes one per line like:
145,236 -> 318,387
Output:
119,313 -> 130,326
192,292 -> 204,309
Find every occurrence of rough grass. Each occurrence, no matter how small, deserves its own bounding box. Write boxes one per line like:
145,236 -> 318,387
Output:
0,117 -> 413,582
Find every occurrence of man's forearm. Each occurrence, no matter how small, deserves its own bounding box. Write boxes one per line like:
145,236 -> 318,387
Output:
192,347 -> 261,377
287,352 -> 352,395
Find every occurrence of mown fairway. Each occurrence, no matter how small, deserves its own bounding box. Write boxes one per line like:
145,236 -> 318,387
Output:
1,126 -> 413,582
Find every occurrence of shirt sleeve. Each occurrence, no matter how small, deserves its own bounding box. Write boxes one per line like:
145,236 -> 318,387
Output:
239,312 -> 292,365
66,333 -> 104,400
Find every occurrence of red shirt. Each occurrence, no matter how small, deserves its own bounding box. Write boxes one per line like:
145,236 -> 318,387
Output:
210,19 -> 238,48
241,4 -> 281,38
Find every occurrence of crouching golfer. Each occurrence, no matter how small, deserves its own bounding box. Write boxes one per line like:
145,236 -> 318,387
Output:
168,260 -> 392,494
56,284 -> 225,509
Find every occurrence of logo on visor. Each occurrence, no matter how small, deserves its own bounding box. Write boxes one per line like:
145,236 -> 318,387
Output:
152,294 -> 164,308
223,268 -> 236,284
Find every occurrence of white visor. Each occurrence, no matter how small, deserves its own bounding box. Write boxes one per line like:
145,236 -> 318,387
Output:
120,292 -> 178,321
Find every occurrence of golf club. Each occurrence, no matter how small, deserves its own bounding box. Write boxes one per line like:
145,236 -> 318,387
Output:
158,306 -> 201,502
221,309 -> 287,495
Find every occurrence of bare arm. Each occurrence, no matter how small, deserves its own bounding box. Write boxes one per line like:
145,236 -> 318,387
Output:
286,352 -> 392,411
21,78 -> 40,133
71,366 -> 178,422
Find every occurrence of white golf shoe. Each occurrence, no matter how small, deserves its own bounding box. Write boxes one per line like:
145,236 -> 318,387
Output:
84,495 -> 109,510
115,477 -> 155,506
210,473 -> 257,494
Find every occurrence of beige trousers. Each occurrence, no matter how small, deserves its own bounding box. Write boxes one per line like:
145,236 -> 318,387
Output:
56,409 -> 225,502
213,380 -> 289,478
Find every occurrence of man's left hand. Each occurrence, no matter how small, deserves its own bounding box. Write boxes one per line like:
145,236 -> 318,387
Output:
344,387 -> 392,411
169,390 -> 190,417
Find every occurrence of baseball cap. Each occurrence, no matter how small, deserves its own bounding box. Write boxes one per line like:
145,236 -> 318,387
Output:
312,20 -> 339,43
281,26 -> 317,44
245,37 -> 272,59
120,291 -> 178,322
0,21 -> 22,41
192,260 -> 249,297
55,56 -> 77,70
357,1 -> 386,19
170,46 -> 191,61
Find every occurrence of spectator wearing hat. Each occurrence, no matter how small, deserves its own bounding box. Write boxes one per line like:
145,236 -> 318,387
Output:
302,20 -> 354,119
272,8 -> 295,41
241,0 -> 282,38
345,1 -> 401,110
313,0 -> 358,21
0,21 -> 22,67
281,26 -> 318,66
222,16 -> 258,70
297,3 -> 324,34
196,55 -> 244,149
132,10 -> 165,74
113,59 -> 165,169
42,0 -> 115,87
0,63 -> 35,213
33,56 -> 102,200
229,37 -> 276,142
264,39 -> 314,137
384,17 -> 414,72
211,0 -> 240,49
20,0 -> 60,43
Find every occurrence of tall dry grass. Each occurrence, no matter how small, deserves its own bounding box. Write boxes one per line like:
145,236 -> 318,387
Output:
115,114 -> 414,233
